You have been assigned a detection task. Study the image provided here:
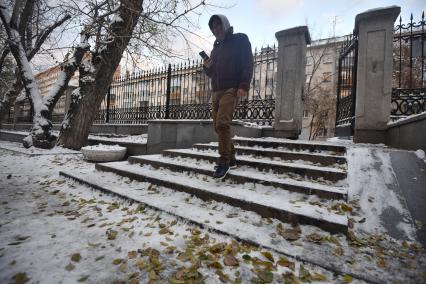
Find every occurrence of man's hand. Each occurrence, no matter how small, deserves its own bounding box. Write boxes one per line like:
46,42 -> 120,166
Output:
203,58 -> 212,68
237,88 -> 247,97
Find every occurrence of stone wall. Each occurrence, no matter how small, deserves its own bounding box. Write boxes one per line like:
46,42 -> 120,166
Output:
146,120 -> 263,154
386,113 -> 426,151
1,123 -> 148,135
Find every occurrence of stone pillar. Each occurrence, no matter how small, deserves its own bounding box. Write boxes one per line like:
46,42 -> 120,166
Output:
274,26 -> 311,138
354,6 -> 400,143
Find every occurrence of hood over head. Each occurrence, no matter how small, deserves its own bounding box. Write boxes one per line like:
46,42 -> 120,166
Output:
208,14 -> 233,42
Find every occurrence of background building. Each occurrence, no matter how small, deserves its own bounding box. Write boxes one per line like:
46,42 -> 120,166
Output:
300,36 -> 347,140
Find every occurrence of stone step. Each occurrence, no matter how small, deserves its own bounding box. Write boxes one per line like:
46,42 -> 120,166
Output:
127,154 -> 347,200
92,162 -> 348,234
233,137 -> 347,155
160,149 -> 347,182
194,143 -> 347,167
57,168 -> 404,284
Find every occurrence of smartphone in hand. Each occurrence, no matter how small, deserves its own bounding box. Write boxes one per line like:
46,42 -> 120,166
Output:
199,51 -> 209,60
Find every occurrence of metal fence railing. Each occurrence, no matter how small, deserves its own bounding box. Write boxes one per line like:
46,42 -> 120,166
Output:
392,12 -> 425,120
4,45 -> 278,127
5,97 -> 66,124
335,33 -> 358,134
94,45 -> 278,125
335,11 -> 426,132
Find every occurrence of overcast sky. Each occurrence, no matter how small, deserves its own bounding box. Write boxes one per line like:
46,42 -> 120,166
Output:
190,0 -> 425,55
33,0 -> 425,73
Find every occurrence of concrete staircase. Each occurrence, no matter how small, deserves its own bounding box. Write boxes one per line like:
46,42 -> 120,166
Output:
61,137 -> 349,234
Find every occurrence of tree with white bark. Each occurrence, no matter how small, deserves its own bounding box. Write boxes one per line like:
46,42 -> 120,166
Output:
56,0 -> 211,150
1,0 -> 213,149
0,27 -> 15,99
0,0 -> 79,147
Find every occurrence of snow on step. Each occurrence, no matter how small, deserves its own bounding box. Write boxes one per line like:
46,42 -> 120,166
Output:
59,167 -> 348,266
164,148 -> 347,176
59,168 -> 406,284
234,136 -> 347,147
95,161 -> 348,233
130,154 -> 348,199
194,142 -> 346,164
199,142 -> 344,158
233,137 -> 346,154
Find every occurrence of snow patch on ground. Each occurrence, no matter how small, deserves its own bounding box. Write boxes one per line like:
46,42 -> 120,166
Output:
346,147 -> 416,240
0,141 -> 425,283
0,141 -> 80,155
0,130 -> 148,144
0,145 -> 347,284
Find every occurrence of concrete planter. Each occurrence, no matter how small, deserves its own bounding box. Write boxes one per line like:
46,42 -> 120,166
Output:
81,144 -> 127,162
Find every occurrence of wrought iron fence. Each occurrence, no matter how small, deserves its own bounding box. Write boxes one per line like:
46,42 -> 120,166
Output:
392,12 -> 425,119
335,33 -> 358,133
5,45 -> 277,126
5,100 -> 32,124
94,45 -> 277,125
5,98 -> 66,124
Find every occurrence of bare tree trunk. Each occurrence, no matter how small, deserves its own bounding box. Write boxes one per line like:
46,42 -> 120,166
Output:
308,114 -> 315,140
57,0 -> 143,150
58,78 -> 106,149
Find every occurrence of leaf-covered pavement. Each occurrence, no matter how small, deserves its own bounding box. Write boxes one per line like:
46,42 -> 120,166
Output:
0,147 -> 425,283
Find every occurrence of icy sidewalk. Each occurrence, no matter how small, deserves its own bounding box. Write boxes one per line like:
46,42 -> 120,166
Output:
0,147 -> 346,283
0,142 -> 425,283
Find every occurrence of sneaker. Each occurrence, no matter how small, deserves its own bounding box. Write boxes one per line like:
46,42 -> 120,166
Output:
214,161 -> 237,170
213,164 -> 230,179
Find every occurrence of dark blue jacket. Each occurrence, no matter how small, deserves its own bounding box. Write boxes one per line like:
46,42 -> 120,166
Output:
204,29 -> 254,92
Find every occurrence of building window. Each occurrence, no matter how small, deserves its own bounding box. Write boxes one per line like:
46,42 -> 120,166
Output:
306,56 -> 313,66
317,128 -> 328,137
322,72 -> 332,82
255,63 -> 260,73
305,74 -> 311,84
303,110 -> 309,118
322,54 -> 333,64
267,62 -> 274,71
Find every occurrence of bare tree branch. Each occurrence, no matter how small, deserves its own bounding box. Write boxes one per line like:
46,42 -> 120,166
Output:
10,0 -> 26,28
18,0 -> 34,50
44,33 -> 90,110
28,13 -> 71,59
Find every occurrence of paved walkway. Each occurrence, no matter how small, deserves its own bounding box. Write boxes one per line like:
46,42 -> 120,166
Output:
390,150 -> 426,246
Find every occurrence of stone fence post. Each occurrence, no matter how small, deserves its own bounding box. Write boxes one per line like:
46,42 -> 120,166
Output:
274,26 -> 311,138
354,6 -> 400,143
